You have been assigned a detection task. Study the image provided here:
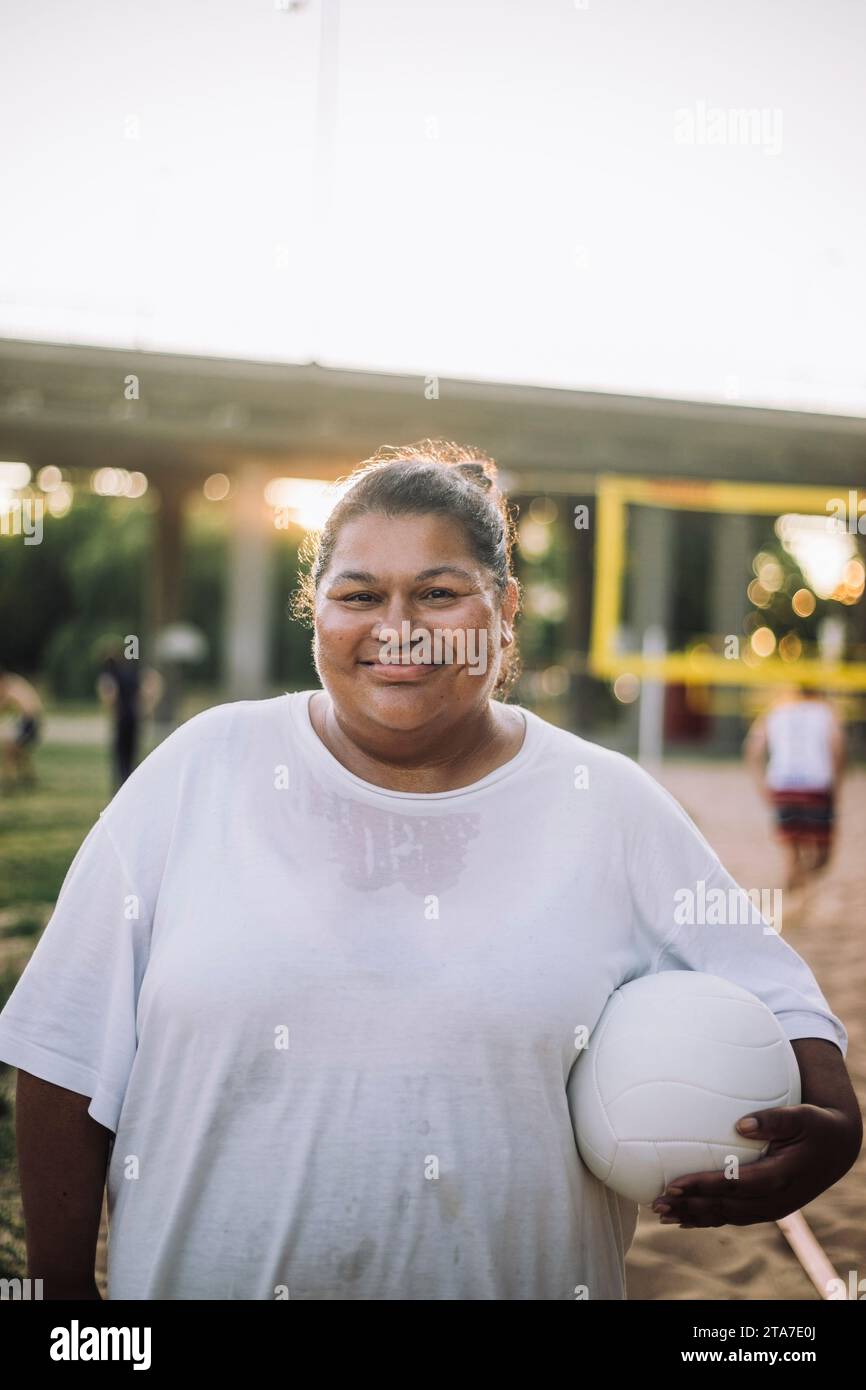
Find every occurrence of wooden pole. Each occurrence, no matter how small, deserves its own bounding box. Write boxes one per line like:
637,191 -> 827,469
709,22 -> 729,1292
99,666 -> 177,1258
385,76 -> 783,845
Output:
776,1211 -> 846,1299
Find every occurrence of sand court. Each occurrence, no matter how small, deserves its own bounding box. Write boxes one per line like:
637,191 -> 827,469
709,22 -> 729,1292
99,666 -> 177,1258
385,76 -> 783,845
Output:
626,761 -> 865,1301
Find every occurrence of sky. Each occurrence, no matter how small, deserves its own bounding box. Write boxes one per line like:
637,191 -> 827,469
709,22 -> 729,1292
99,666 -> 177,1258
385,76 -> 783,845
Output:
2,0 -> 865,414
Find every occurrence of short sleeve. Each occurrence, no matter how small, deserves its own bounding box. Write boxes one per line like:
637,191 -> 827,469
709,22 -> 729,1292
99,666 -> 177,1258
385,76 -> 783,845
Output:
0,814 -> 151,1131
622,763 -> 848,1058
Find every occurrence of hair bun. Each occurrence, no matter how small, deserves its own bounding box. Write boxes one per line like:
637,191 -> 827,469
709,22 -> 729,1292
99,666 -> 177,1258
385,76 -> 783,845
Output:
453,460 -> 494,493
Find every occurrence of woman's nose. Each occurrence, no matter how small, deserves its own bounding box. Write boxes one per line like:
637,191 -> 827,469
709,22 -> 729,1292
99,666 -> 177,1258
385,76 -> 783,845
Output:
376,594 -> 422,633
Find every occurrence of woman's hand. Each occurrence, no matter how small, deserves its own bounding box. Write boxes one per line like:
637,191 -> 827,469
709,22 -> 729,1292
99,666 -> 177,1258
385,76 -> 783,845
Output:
651,1101 -> 862,1227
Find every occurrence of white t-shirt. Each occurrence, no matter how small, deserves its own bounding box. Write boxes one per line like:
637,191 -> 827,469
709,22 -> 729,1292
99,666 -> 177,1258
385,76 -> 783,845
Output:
0,691 -> 847,1301
765,700 -> 836,791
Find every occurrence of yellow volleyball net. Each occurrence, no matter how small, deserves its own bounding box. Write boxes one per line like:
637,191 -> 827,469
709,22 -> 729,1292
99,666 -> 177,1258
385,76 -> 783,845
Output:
589,475 -> 866,692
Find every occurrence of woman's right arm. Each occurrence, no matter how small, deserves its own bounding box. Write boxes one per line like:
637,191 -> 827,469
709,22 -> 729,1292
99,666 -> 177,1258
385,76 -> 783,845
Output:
743,715 -> 770,801
16,1070 -> 111,1300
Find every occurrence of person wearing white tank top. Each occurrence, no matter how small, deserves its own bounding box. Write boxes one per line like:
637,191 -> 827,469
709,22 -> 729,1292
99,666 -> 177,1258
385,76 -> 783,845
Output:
745,688 -> 846,891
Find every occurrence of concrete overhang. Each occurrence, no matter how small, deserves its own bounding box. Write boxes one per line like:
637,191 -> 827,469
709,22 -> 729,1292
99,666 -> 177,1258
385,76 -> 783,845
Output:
1,337 -> 864,490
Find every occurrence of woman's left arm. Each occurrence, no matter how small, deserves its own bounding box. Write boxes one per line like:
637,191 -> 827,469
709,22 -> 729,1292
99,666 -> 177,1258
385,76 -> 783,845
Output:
653,1038 -> 863,1227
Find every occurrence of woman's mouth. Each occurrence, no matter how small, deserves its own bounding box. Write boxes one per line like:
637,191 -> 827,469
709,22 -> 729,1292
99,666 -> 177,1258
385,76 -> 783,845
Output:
358,660 -> 445,682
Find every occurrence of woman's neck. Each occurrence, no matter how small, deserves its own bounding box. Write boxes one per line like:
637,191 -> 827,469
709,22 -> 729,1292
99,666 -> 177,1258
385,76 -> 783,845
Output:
308,690 -> 525,793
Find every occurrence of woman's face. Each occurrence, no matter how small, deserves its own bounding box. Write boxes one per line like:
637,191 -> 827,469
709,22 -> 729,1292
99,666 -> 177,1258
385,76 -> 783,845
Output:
314,511 -> 518,734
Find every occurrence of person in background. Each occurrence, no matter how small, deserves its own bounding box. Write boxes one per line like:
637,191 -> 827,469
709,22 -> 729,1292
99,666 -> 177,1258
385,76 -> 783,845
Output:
0,667 -> 43,792
745,684 -> 846,891
96,644 -> 163,789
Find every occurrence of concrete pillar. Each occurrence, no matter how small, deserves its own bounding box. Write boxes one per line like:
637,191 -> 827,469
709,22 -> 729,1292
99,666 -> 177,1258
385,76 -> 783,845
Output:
150,474 -> 185,639
149,475 -> 187,731
225,461 -> 272,699
638,624 -> 667,769
710,512 -> 759,752
565,492 -> 595,733
625,505 -> 675,755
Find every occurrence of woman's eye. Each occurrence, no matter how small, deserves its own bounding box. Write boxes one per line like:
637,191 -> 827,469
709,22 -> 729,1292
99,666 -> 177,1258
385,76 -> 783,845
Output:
339,588 -> 457,603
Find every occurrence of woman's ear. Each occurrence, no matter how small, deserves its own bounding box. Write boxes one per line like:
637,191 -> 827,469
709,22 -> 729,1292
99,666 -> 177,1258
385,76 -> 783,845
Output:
500,576 -> 520,645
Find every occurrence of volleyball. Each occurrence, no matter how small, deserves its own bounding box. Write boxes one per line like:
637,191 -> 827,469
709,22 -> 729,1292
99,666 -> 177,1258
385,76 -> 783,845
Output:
568,971 -> 802,1205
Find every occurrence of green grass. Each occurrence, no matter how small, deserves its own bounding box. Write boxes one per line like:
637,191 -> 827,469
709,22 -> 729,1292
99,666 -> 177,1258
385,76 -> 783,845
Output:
0,744 -> 111,913
0,739 -> 110,1281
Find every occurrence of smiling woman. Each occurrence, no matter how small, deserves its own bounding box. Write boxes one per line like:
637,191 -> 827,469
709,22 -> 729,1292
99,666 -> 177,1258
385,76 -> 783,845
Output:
293,438 -> 521,686
290,439 -> 527,793
0,438 -> 859,1303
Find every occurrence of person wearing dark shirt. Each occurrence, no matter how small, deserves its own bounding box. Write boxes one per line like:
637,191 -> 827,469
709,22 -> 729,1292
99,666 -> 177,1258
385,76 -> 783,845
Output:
98,654 -> 140,787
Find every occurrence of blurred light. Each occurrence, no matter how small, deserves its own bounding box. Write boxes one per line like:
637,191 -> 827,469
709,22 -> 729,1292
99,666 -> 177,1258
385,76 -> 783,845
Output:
775,512 -> 857,599
204,473 -> 231,501
751,626 -> 777,657
518,518 -> 552,558
525,582 -> 567,621
540,664 -> 569,697
747,579 -> 771,608
265,477 -> 340,531
36,465 -> 62,493
834,556 -> 866,604
0,461 -> 31,488
757,559 -> 784,592
613,673 -> 640,703
47,482 -> 73,517
779,632 -> 802,662
752,549 -> 775,576
90,468 -> 144,499
792,588 -> 816,618
92,467 -> 123,496
528,497 -> 558,525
